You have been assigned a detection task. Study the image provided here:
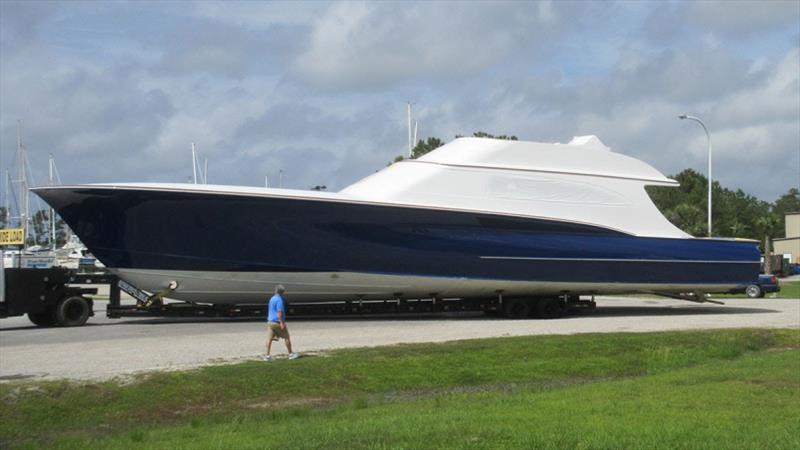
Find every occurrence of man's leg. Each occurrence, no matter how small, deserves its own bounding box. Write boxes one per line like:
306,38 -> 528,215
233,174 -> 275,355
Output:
266,326 -> 274,356
284,336 -> 293,354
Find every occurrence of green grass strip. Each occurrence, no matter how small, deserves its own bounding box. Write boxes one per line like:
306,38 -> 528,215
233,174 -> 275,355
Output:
52,349 -> 800,450
1,328 -> 798,449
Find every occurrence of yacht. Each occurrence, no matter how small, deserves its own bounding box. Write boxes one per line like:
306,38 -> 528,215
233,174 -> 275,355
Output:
32,136 -> 759,303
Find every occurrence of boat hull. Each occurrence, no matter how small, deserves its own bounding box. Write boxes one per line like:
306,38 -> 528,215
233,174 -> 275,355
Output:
112,269 -> 755,304
34,186 -> 760,304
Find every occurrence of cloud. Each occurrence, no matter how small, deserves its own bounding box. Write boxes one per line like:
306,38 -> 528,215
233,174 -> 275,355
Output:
688,0 -> 800,35
190,1 -> 325,28
430,41 -> 799,200
291,1 -> 547,89
0,43 -> 174,184
711,48 -> 800,128
149,18 -> 257,79
1,0 -> 797,204
0,0 -> 58,44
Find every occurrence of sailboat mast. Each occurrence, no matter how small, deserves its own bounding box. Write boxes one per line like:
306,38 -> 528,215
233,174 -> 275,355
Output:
4,170 -> 9,224
407,102 -> 412,157
17,121 -> 28,249
49,154 -> 56,249
191,143 -> 198,184
413,120 -> 418,152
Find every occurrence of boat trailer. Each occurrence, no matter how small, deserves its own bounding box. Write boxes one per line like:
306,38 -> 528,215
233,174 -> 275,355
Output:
2,268 -> 600,326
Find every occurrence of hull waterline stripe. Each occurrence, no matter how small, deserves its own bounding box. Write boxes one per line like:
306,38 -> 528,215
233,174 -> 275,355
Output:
480,256 -> 757,264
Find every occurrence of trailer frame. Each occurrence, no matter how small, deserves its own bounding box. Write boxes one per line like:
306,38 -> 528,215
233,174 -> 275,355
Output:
2,267 -> 598,327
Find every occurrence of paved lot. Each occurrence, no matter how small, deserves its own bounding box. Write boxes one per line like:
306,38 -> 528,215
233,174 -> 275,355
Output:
1,297 -> 798,382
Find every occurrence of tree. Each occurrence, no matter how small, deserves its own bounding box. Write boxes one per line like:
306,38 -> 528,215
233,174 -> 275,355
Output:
390,131 -> 515,164
646,169 -> 711,237
411,137 -> 444,159
28,209 -> 68,247
31,210 -> 50,246
471,131 -> 518,140
665,203 -> 706,237
646,168 -> 793,247
772,188 -> 800,238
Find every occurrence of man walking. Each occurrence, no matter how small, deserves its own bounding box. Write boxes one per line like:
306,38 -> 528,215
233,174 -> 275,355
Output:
265,284 -> 299,361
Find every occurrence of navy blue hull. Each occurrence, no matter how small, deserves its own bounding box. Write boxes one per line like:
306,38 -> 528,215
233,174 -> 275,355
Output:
35,187 -> 760,287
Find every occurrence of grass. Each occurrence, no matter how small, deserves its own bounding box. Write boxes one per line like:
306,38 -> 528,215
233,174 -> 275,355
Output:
1,328 -> 799,449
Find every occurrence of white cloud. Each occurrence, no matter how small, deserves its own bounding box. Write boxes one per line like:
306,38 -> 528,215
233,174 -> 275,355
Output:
291,2 -> 542,88
711,48 -> 800,128
1,1 -> 798,202
190,1 -> 324,28
537,0 -> 557,24
688,0 -> 800,35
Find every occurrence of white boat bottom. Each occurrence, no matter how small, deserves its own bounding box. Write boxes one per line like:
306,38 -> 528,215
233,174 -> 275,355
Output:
112,269 -> 742,304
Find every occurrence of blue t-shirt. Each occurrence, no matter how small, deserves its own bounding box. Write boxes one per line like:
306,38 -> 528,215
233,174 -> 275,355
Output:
267,294 -> 285,322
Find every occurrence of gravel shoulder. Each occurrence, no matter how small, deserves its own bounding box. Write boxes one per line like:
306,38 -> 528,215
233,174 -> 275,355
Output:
1,296 -> 798,382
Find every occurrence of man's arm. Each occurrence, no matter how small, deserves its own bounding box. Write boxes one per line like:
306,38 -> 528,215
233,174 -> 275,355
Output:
278,309 -> 286,329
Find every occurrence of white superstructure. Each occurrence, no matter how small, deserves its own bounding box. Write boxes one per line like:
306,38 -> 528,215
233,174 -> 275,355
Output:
85,136 -> 687,239
342,136 -> 688,238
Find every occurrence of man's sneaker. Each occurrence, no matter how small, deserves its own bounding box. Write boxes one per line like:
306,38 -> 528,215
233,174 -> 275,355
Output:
288,352 -> 300,360
263,355 -> 272,361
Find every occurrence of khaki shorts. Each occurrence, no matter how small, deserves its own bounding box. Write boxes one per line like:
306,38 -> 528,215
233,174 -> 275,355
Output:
267,322 -> 290,340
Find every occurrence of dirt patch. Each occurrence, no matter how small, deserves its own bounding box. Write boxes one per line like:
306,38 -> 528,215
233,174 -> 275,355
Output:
242,397 -> 331,409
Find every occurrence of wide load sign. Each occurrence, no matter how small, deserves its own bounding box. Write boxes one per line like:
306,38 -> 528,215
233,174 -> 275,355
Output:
0,228 -> 25,245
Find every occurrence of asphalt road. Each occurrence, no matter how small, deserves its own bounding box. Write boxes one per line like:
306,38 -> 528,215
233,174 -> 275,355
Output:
1,297 -> 798,382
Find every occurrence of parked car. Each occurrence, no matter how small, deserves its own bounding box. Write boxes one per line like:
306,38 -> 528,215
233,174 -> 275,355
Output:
743,274 -> 780,298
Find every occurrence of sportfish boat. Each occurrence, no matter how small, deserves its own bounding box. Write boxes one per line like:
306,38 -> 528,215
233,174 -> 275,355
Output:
32,136 -> 760,304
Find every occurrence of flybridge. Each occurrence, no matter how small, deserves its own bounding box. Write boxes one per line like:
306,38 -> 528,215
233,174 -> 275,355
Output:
342,136 -> 688,238
411,136 -> 678,184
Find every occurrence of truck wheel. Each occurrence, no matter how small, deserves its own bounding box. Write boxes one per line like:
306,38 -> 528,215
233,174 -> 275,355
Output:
503,298 -> 531,318
28,311 -> 58,327
536,297 -> 564,319
745,284 -> 762,299
56,296 -> 91,326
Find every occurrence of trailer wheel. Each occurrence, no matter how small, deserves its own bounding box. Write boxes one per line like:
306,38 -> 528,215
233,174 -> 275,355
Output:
503,298 -> 531,318
56,296 -> 91,327
745,284 -> 763,298
536,297 -> 564,319
28,311 -> 58,327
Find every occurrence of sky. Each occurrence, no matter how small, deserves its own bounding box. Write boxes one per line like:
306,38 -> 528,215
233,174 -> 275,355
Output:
1,0 -> 798,204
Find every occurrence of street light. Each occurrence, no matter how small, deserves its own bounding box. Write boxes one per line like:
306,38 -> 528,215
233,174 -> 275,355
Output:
678,114 -> 713,237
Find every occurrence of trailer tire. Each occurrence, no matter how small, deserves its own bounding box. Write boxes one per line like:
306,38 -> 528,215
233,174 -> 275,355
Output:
503,298 -> 531,318
56,296 -> 91,327
28,311 -> 58,327
745,284 -> 763,299
535,297 -> 564,319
